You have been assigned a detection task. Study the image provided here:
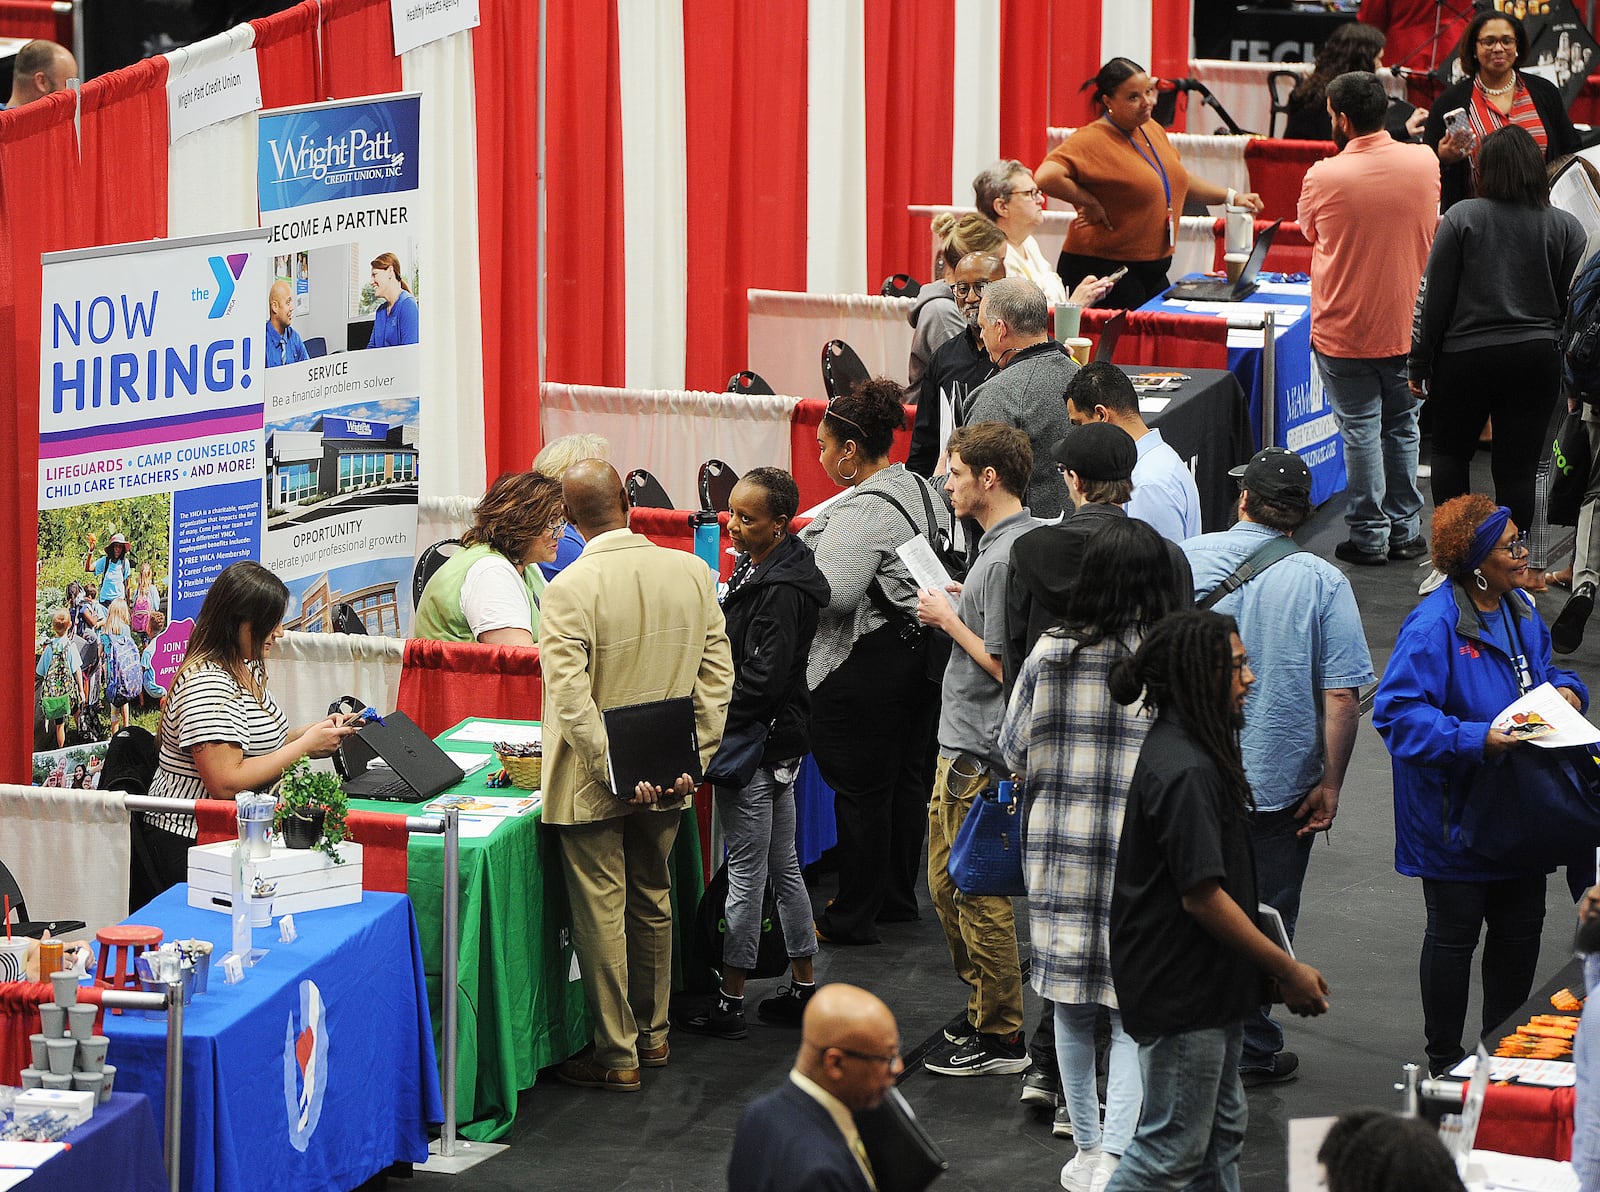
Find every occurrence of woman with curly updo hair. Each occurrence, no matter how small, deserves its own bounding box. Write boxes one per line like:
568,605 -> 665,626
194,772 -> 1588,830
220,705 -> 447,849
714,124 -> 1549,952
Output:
801,378 -> 956,944
1374,493 -> 1588,1075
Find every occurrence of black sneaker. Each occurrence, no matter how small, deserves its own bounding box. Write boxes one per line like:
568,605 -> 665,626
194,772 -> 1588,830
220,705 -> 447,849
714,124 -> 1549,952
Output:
924,1031 -> 1031,1076
1020,1069 -> 1060,1107
943,1010 -> 978,1044
1334,540 -> 1387,567
1388,536 -> 1428,561
756,982 -> 815,1026
677,995 -> 747,1040
1240,1050 -> 1299,1088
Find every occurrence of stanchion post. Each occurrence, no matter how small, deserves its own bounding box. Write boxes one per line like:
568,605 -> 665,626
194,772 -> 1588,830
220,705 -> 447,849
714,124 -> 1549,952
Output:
1261,307 -> 1278,451
440,805 -> 460,1157
164,978 -> 184,1192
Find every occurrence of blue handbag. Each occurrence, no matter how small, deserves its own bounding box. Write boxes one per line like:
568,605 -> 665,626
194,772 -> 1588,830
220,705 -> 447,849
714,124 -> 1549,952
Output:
948,778 -> 1026,897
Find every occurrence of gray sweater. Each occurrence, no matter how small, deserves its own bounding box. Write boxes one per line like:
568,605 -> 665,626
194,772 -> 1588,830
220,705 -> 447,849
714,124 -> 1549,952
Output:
1409,198 -> 1587,381
962,340 -> 1078,519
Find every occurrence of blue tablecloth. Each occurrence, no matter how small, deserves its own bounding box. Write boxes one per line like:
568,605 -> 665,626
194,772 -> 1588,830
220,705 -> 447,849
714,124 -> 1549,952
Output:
795,755 -> 838,869
28,1093 -> 166,1192
102,888 -> 443,1192
1140,277 -> 1345,508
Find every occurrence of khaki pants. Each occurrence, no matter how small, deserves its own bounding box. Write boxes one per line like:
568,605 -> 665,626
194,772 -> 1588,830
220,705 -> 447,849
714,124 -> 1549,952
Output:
927,753 -> 1023,1036
554,810 -> 681,1070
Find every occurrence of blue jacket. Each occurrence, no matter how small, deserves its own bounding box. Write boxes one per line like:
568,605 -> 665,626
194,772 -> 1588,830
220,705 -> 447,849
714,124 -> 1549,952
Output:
1373,582 -> 1588,881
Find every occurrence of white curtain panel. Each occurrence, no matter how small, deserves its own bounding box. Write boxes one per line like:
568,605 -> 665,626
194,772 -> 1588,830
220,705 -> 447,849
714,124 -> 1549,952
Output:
951,0 -> 1001,202
1101,1 -> 1153,76
165,23 -> 261,238
540,384 -> 798,511
807,0 -> 868,294
747,289 -> 916,402
402,31 -> 488,500
269,630 -> 404,727
417,493 -> 480,560
0,785 -> 130,933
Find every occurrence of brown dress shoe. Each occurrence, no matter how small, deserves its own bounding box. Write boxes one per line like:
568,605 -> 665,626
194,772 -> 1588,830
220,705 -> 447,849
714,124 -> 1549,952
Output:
555,1057 -> 641,1092
638,1041 -> 670,1068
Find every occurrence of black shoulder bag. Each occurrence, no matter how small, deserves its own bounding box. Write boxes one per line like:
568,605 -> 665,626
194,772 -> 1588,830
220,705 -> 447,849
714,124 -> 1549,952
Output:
1195,535 -> 1301,610
858,480 -> 965,684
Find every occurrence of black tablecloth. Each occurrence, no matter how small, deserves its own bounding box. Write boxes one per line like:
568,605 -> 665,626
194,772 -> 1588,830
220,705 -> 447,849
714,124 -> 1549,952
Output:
1123,365 -> 1253,534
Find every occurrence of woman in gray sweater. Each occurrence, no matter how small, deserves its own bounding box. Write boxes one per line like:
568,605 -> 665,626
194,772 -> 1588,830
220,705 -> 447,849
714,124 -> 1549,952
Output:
1409,125 -> 1586,531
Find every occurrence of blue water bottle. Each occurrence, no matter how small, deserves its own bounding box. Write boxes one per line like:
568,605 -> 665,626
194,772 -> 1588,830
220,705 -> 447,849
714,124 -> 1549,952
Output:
691,510 -> 721,576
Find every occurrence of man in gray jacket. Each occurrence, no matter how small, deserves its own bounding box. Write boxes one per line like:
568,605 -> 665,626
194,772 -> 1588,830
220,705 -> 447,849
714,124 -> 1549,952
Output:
964,277 -> 1077,519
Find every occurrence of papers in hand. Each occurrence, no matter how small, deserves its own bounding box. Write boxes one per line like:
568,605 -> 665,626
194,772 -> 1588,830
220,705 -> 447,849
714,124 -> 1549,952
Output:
896,537 -> 957,611
1493,682 -> 1600,748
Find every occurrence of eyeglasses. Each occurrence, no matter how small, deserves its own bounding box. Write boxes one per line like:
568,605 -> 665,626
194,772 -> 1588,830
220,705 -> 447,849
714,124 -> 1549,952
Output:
1477,35 -> 1517,47
541,519 -> 568,538
1494,532 -> 1530,558
1230,655 -> 1252,675
952,281 -> 990,299
830,1045 -> 903,1068
1006,187 -> 1043,202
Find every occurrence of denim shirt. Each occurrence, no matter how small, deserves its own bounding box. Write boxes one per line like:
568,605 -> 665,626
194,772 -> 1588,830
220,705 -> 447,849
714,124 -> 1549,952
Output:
1577,952 -> 1600,1192
1183,521 -> 1375,811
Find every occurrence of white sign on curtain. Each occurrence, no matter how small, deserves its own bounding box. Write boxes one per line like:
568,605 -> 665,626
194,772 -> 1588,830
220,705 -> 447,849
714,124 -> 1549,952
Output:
390,0 -> 481,55
166,49 -> 263,144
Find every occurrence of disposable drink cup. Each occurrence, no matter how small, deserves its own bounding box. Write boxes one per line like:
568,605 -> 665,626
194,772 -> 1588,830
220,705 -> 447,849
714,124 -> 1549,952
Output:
77,1035 -> 108,1073
67,1003 -> 96,1041
44,1036 -> 76,1076
20,1068 -> 42,1089
0,938 -> 29,982
38,1003 -> 65,1035
40,1072 -> 72,1090
71,1071 -> 105,1098
50,970 -> 78,1006
1065,337 -> 1093,366
1054,302 -> 1082,340
99,1063 -> 116,1103
1224,253 -> 1250,285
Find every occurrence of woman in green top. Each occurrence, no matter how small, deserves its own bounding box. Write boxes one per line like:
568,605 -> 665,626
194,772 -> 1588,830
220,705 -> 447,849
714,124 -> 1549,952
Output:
414,470 -> 566,645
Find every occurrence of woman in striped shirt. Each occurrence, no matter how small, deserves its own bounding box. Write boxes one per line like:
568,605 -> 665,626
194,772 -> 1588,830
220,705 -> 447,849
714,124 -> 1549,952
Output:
138,562 -> 356,904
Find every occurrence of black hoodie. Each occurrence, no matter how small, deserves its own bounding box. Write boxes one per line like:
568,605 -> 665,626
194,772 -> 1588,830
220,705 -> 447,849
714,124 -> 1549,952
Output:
705,533 -> 832,786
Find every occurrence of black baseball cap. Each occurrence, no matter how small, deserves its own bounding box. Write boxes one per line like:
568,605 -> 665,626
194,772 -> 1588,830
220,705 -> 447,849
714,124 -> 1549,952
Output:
1051,422 -> 1136,482
1230,447 -> 1311,505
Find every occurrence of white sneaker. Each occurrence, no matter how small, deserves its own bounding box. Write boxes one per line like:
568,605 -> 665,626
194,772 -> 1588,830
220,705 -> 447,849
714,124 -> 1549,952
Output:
1419,567 -> 1448,595
1060,1147 -> 1103,1192
1090,1153 -> 1119,1192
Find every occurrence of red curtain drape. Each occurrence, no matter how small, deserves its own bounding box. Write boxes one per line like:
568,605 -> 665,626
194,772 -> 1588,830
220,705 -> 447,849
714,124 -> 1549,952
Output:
788,401 -> 916,513
864,2 -> 954,287
999,0 -> 1050,168
0,0 -> 70,41
1150,0 -> 1192,86
78,59 -> 169,246
0,90 -> 85,780
680,0 -> 809,392
543,0 -> 625,387
321,0 -> 402,98
474,0 -> 542,476
252,1 -> 322,109
396,638 -> 545,738
1245,139 -> 1335,222
1081,309 -> 1230,372
1049,0 -> 1100,129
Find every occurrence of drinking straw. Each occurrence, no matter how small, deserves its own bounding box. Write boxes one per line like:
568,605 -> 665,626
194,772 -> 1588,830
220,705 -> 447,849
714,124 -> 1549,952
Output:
4,896 -> 9,940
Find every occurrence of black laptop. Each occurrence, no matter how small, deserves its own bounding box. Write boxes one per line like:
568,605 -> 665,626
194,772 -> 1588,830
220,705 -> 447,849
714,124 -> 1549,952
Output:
338,711 -> 465,803
1092,311 -> 1126,363
1165,219 -> 1282,303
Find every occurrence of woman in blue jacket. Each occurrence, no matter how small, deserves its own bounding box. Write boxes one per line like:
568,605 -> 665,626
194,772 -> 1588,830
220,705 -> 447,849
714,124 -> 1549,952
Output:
1374,493 -> 1588,1075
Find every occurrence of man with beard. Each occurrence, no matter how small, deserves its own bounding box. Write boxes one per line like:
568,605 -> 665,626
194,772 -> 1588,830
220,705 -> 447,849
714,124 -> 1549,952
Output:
907,252 -> 1004,477
1296,70 -> 1438,568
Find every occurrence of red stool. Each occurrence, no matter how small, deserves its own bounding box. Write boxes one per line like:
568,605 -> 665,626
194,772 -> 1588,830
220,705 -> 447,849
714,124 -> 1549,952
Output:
95,926 -> 163,1014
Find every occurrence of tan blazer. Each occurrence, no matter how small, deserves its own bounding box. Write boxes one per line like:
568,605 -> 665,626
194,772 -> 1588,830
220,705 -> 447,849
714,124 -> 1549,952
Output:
537,530 -> 734,824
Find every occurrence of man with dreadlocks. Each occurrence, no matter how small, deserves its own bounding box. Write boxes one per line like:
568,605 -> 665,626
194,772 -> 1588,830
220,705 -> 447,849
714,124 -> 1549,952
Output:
1102,610 -> 1331,1192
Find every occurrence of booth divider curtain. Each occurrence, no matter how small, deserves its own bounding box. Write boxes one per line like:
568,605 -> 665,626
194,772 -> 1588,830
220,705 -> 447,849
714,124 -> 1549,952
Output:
79,58 -> 169,245
1245,138 -> 1335,222
1081,309 -> 1231,372
396,638 -> 545,738
999,0 -> 1050,170
0,1 -> 70,41
251,1 -> 322,108
789,400 -> 916,514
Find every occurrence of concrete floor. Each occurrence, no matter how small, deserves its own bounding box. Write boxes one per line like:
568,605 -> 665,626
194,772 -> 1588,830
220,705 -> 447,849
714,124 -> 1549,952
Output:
399,452 -> 1600,1192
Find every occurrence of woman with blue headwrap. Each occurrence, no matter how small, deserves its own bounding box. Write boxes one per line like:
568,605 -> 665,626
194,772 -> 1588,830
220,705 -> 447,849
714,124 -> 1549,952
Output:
1375,493 -> 1588,1076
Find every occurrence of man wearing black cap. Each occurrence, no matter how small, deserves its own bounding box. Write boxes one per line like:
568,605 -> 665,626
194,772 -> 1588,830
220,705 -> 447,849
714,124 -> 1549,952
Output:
1181,447 -> 1374,1088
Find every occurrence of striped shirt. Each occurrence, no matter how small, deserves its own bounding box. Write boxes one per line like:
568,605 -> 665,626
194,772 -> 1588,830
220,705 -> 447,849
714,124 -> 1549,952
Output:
146,660 -> 287,836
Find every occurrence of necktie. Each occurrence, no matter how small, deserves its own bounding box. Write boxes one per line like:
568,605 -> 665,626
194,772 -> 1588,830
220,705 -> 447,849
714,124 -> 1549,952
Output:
850,1134 -> 877,1190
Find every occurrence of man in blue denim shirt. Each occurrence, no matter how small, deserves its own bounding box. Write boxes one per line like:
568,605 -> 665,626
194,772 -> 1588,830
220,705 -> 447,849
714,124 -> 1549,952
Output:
1182,447 -> 1374,1087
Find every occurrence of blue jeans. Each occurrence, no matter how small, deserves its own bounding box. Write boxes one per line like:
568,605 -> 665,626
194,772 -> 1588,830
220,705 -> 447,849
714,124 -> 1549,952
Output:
1056,1002 -> 1142,1155
1315,352 -> 1422,553
1105,1025 -> 1247,1192
716,763 -> 818,970
1241,801 -> 1313,1071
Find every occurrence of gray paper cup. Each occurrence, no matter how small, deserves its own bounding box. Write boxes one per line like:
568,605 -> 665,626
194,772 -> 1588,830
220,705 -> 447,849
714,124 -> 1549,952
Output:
28,1033 -> 48,1068
71,1071 -> 105,1098
76,1035 -> 108,1073
40,1071 -> 72,1090
67,1003 -> 96,1041
50,971 -> 78,1006
38,1003 -> 65,1035
99,1063 -> 115,1103
45,1036 -> 76,1075
20,1067 -> 42,1089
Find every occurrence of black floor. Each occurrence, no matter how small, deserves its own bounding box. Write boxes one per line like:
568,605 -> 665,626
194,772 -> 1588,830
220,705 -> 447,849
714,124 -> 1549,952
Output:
402,452 -> 1600,1192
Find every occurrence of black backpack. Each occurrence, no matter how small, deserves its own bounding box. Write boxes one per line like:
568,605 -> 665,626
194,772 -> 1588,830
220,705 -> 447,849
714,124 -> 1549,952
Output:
1563,247 -> 1600,401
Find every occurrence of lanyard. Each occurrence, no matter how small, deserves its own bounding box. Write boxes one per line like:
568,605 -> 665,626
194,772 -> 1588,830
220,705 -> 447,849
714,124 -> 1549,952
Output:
1106,115 -> 1174,249
1478,600 -> 1535,694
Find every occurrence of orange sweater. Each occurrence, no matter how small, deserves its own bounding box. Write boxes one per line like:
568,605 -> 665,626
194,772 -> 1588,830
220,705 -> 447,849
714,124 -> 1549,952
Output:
1045,118 -> 1189,263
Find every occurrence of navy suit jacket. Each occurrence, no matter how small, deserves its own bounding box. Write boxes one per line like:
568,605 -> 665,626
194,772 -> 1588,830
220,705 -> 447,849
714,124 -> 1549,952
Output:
728,1081 -> 871,1192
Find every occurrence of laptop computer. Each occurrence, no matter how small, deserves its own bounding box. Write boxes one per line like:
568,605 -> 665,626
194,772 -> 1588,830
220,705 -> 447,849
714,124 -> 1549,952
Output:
1165,219 -> 1282,303
338,710 -> 466,803
1092,311 -> 1126,363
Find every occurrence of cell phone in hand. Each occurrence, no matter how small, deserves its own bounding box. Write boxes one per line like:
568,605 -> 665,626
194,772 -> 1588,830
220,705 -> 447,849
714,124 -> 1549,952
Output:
1443,107 -> 1470,139
1104,266 -> 1129,284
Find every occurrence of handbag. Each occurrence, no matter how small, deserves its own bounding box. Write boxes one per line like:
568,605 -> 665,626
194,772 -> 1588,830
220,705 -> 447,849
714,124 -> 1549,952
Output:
1458,745 -> 1600,868
948,778 -> 1026,897
704,718 -> 772,790
1548,409 -> 1591,528
694,862 -> 789,979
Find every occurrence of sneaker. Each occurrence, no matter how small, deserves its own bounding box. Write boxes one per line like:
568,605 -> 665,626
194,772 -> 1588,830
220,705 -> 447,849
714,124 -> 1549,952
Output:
925,1031 -> 1031,1077
1388,536 -> 1428,561
1020,1069 -> 1061,1107
1419,567 -> 1449,595
1553,581 -> 1596,655
1092,1154 -> 1120,1192
943,1010 -> 978,1044
1060,1147 -> 1103,1192
1334,540 -> 1387,567
1052,1105 -> 1074,1138
676,994 -> 747,1040
1240,1050 -> 1300,1088
756,981 -> 814,1026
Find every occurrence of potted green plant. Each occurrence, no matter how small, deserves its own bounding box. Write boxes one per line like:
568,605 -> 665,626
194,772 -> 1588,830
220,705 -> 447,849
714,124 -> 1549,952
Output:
274,759 -> 350,863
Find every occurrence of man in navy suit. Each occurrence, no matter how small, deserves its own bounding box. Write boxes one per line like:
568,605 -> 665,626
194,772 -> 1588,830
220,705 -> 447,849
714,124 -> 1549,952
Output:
728,985 -> 900,1191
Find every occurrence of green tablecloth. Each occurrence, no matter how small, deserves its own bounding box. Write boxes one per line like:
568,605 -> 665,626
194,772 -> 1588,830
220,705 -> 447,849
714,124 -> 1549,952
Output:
351,718 -> 705,1142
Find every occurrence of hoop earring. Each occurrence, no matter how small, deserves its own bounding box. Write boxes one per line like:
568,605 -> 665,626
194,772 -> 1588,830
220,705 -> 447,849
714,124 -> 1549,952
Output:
1474,569 -> 1489,592
838,460 -> 859,482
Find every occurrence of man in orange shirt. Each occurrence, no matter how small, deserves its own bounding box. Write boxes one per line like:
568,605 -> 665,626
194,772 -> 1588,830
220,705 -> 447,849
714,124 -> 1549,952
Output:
1297,70 -> 1439,567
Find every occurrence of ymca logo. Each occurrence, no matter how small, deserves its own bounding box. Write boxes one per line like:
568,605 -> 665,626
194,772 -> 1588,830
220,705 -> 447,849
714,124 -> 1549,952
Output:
207,253 -> 249,319
282,979 -> 330,1151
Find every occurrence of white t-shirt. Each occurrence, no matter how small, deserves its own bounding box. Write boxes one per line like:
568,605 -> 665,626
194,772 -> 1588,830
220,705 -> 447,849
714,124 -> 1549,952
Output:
1005,236 -> 1069,306
460,553 -> 536,638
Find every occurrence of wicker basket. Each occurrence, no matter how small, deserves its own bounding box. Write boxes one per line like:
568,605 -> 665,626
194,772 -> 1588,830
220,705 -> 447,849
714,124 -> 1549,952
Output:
495,752 -> 542,791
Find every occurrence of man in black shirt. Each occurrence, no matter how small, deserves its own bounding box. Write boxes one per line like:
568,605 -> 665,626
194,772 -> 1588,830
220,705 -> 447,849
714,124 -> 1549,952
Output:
906,252 -> 1002,476
1101,610 -> 1330,1192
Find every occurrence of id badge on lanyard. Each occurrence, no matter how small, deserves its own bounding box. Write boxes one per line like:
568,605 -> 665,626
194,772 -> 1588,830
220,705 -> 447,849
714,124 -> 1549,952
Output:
1114,118 -> 1174,253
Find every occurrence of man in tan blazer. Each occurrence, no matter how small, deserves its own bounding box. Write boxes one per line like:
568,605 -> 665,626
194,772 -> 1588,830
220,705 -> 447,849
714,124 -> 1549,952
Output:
539,460 -> 734,1091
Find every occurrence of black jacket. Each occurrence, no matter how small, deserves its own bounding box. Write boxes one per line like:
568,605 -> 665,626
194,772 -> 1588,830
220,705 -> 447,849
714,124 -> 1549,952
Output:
907,322 -> 994,476
705,534 -> 831,785
1424,72 -> 1579,212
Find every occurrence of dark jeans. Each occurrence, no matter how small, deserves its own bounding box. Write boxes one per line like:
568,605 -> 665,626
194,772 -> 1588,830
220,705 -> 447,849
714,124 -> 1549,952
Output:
1241,800 -> 1314,1070
1429,340 -> 1560,531
1419,874 -> 1547,1075
809,625 -> 938,944
1058,251 -> 1173,310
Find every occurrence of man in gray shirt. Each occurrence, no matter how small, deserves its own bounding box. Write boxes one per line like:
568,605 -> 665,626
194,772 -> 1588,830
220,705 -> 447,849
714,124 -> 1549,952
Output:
915,421 -> 1040,1078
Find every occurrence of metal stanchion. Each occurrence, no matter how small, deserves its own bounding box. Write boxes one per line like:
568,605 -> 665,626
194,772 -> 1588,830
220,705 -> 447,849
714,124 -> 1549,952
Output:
163,978 -> 184,1192
1262,307 -> 1278,451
